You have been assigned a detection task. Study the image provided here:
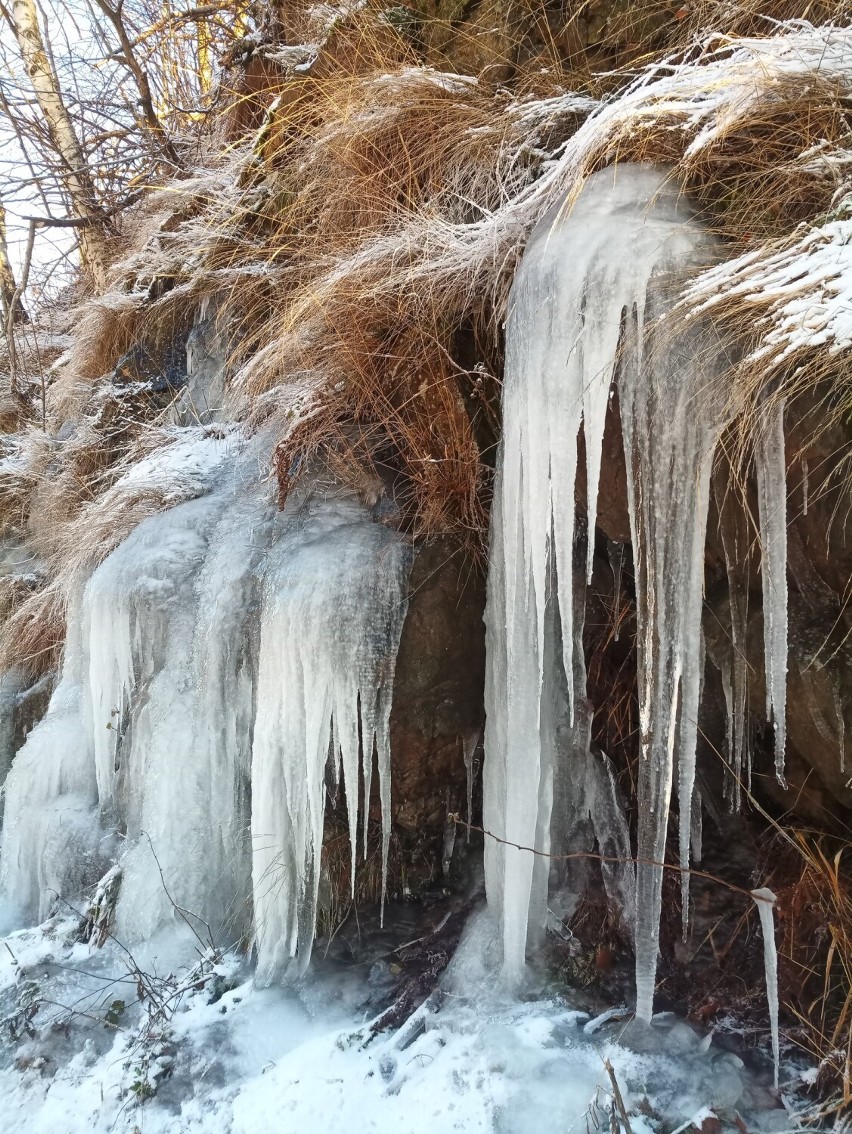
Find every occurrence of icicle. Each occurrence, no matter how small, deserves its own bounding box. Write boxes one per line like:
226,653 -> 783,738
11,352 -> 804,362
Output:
713,471 -> 750,812
612,177 -> 730,1021
586,750 -> 635,935
251,491 -> 409,983
755,400 -> 788,787
679,624 -> 706,940
607,539 -> 625,642
751,887 -> 780,1089
485,165 -> 731,1002
112,472 -> 276,943
690,790 -> 703,864
462,730 -> 480,844
717,656 -> 735,808
834,679 -> 846,774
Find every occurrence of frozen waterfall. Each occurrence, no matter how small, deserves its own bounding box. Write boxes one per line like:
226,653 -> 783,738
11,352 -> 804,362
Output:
251,494 -> 409,982
0,430 -> 410,969
484,165 -> 736,1018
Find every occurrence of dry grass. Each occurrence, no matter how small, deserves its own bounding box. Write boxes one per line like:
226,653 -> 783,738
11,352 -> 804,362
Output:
316,811 -> 406,940
1,14 -> 848,685
771,829 -> 852,1119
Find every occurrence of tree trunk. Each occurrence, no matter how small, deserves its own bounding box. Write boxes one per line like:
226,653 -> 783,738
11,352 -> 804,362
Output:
10,0 -> 110,290
0,203 -> 28,326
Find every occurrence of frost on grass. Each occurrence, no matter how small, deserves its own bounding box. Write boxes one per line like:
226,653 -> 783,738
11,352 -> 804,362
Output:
687,197 -> 852,365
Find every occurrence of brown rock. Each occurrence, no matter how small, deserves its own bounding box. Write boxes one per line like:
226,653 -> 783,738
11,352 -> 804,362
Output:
388,538 -> 486,836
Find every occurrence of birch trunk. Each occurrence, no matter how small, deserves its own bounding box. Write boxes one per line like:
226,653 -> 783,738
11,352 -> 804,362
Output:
0,202 -> 28,326
10,0 -> 109,289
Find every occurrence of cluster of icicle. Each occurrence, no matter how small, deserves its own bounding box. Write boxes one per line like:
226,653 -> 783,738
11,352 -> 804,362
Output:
0,430 -> 409,981
484,164 -> 788,1022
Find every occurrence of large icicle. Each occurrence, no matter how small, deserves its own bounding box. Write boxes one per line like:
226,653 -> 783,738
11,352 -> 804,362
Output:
109,477 -> 276,942
485,165 -> 731,1009
251,489 -> 409,983
619,234 -> 730,1018
755,400 -> 788,787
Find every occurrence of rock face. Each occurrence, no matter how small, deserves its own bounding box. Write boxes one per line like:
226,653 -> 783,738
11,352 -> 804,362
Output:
171,316 -> 229,425
388,539 -> 485,838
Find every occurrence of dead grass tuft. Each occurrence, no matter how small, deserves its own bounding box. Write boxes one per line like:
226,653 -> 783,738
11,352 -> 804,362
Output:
771,830 -> 852,1120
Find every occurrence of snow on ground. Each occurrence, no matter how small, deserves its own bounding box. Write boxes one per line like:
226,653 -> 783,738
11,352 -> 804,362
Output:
0,910 -> 813,1134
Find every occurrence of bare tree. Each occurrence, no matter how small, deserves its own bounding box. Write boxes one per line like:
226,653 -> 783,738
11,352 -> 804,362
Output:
90,0 -> 180,167
2,0 -> 111,288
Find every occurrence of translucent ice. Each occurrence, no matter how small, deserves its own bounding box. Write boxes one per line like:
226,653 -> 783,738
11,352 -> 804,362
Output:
1,431 -> 410,973
755,400 -> 788,787
251,490 -> 409,982
486,165 -> 731,1016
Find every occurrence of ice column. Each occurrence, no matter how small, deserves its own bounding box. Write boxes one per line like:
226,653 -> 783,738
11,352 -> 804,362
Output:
486,165 -> 731,1010
251,490 -> 409,983
756,400 -> 788,787
752,887 -> 780,1089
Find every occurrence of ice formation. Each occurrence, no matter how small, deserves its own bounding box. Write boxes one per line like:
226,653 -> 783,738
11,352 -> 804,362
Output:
0,429 -> 410,967
712,472 -> 752,810
755,400 -> 788,786
251,495 -> 409,982
751,887 -> 780,1088
485,165 -> 734,1017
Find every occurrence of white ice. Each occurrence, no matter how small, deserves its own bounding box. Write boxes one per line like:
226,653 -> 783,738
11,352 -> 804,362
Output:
1,428 -> 410,973
751,887 -> 780,1089
486,164 -> 732,1019
251,489 -> 409,982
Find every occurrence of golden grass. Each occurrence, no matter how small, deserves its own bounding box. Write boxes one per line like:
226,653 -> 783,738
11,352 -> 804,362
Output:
772,830 -> 852,1119
2,14 -> 846,680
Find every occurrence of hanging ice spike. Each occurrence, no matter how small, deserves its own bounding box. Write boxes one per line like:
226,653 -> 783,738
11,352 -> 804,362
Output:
484,164 -> 739,1019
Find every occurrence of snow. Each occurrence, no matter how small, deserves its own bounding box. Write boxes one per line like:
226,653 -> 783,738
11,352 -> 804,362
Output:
486,164 -> 731,1019
687,198 -> 852,365
0,911 -> 798,1134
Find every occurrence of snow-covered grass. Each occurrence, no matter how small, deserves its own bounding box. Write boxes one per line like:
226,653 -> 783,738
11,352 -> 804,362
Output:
695,208 -> 852,360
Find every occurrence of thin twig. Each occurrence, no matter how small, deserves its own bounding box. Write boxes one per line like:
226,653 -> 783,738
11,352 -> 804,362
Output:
604,1058 -> 634,1134
449,815 -> 774,904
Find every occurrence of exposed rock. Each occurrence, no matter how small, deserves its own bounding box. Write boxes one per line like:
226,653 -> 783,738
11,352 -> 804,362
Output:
170,315 -> 229,426
388,538 -> 486,839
